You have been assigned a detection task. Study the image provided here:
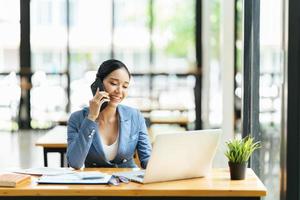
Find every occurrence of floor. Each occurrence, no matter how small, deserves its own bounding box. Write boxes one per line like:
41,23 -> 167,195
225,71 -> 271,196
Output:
0,129 -> 61,170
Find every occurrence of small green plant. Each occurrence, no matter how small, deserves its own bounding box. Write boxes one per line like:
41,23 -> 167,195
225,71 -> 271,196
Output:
225,136 -> 261,163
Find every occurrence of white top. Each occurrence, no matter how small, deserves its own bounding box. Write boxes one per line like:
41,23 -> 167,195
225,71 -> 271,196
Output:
101,133 -> 119,161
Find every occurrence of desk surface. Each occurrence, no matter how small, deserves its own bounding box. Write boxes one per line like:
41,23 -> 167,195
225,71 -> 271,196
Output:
0,168 -> 266,197
35,126 -> 67,148
150,116 -> 189,125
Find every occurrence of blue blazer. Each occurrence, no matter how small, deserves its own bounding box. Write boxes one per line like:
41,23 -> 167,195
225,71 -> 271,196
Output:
66,104 -> 152,169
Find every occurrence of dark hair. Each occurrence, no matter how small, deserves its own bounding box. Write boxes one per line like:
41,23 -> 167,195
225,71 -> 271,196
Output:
96,59 -> 131,81
90,59 -> 131,96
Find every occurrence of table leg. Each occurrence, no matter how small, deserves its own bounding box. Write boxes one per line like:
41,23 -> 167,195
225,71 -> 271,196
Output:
43,148 -> 48,167
60,152 -> 64,167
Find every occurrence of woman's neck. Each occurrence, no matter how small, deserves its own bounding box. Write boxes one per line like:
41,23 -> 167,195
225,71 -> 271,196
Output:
98,105 -> 118,123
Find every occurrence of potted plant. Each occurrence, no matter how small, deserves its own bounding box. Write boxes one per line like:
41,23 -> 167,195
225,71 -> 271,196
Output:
225,136 -> 261,180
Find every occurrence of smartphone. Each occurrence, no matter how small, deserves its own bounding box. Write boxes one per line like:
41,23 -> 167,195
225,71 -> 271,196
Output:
91,80 -> 108,112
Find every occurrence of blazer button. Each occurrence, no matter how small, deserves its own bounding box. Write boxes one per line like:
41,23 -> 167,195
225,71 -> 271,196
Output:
88,130 -> 95,138
122,159 -> 127,163
91,130 -> 95,135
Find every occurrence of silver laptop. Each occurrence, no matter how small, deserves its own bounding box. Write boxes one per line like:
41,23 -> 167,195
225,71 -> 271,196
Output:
114,129 -> 221,184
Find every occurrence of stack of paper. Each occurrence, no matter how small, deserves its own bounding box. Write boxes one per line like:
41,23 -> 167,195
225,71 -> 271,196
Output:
13,167 -> 74,176
37,171 -> 111,184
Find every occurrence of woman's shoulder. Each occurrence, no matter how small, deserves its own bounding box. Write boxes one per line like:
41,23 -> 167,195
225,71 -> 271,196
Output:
118,104 -> 141,118
69,107 -> 89,121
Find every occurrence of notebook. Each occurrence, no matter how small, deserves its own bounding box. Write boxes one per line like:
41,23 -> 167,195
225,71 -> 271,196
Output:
0,173 -> 31,187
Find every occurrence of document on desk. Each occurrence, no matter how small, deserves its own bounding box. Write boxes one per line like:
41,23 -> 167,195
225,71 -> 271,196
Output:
37,171 -> 111,184
13,167 -> 74,176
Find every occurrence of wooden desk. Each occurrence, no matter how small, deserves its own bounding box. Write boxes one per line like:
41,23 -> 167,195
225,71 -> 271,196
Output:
0,168 -> 266,200
35,126 -> 67,167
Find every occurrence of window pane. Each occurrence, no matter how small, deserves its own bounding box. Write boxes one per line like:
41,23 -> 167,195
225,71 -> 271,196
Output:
153,0 -> 196,73
114,0 -> 150,73
70,71 -> 94,112
30,0 -> 68,127
234,0 -> 243,132
0,0 -> 20,130
0,0 -> 20,72
258,0 -> 283,200
69,0 -> 112,112
201,0 -> 222,128
69,0 -> 112,80
0,73 -> 20,131
31,0 -> 67,73
30,72 -> 68,128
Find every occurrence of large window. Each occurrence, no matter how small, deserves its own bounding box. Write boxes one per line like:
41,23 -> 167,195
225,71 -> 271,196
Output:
28,0 -> 196,131
68,0 -> 197,127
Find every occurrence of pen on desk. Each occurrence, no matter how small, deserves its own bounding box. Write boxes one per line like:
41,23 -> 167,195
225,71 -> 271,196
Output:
81,176 -> 104,180
76,172 -> 106,180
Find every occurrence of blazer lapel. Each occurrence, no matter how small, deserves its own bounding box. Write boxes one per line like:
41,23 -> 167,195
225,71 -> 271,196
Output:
92,126 -> 107,161
83,108 -> 107,163
113,106 -> 131,163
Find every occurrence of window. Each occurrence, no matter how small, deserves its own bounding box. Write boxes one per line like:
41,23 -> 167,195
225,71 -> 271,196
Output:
201,0 -> 222,128
31,0 -> 68,128
22,0 -> 196,130
0,0 -> 20,131
0,0 -> 20,72
258,0 -> 283,199
114,0 -> 150,73
153,0 -> 196,73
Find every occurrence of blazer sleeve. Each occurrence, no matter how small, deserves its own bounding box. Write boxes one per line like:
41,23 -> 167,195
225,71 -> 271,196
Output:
136,111 -> 152,169
66,112 -> 98,169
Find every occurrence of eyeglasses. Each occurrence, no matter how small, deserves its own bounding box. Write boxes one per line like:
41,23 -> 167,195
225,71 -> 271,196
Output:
108,175 -> 129,186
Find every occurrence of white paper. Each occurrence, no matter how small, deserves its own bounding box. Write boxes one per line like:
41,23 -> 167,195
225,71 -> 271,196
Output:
13,167 -> 74,176
37,171 -> 111,184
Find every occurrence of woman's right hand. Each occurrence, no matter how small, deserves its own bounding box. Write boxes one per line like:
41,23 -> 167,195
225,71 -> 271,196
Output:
87,88 -> 110,121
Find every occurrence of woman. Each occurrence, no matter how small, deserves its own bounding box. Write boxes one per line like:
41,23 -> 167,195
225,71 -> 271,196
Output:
67,59 -> 152,169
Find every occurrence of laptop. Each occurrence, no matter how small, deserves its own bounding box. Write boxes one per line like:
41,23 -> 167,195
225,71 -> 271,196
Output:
113,129 -> 221,184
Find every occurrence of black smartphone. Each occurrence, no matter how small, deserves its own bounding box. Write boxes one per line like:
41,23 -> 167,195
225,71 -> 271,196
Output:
91,80 -> 108,112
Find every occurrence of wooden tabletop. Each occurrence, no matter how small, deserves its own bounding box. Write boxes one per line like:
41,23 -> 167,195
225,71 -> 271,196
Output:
150,116 -> 189,126
0,168 -> 267,197
35,126 -> 67,148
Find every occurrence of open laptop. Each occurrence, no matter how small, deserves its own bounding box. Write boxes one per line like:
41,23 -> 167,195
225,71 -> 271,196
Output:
113,129 -> 221,184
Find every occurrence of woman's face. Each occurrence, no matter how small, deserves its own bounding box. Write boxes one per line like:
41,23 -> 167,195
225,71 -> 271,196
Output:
103,68 -> 130,107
